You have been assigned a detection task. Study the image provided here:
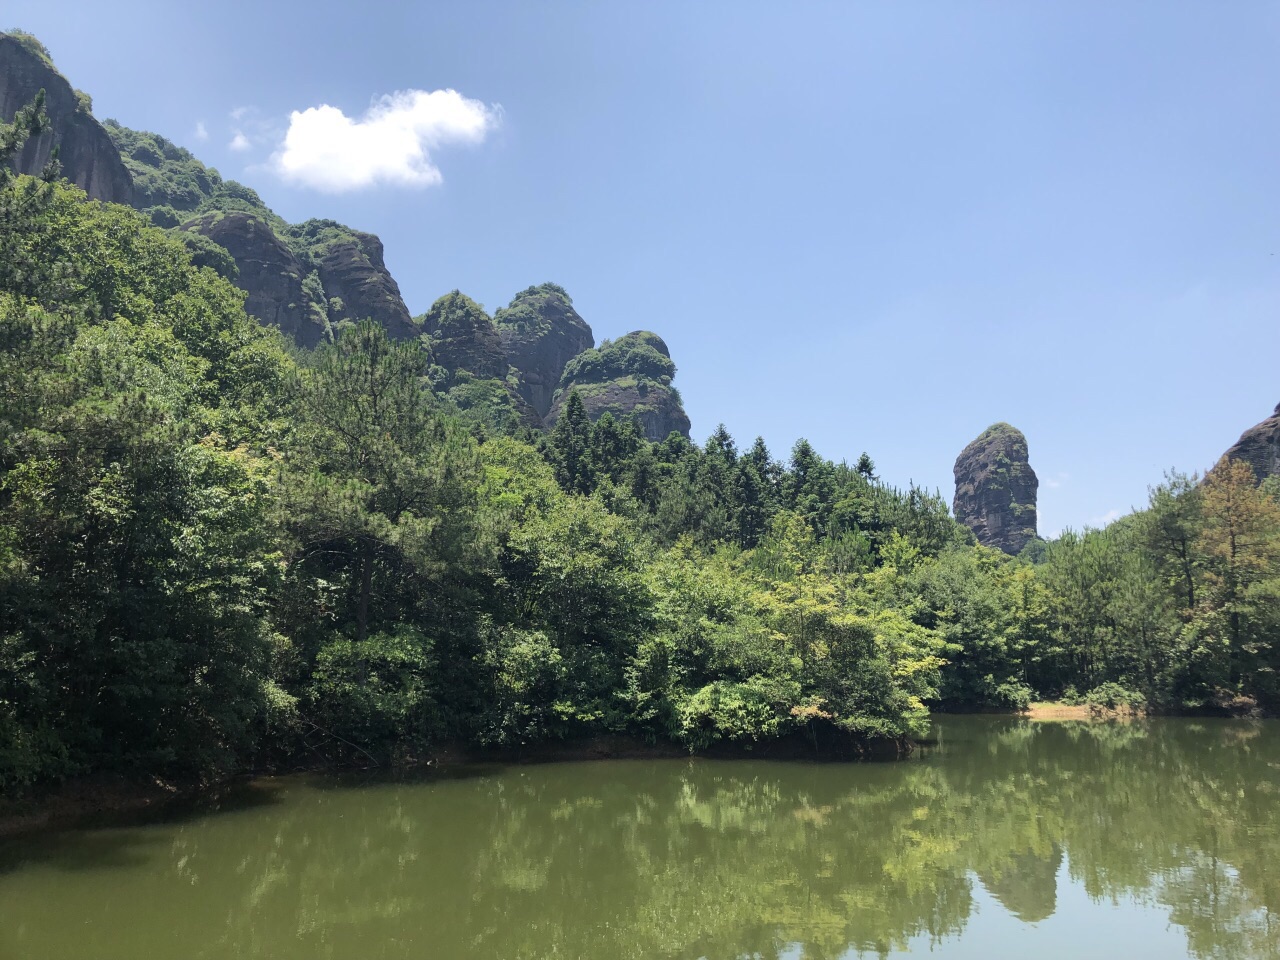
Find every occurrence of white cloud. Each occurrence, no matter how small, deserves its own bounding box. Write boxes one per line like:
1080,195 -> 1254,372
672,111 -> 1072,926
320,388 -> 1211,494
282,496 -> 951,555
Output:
271,88 -> 499,192
229,131 -> 251,152
230,106 -> 251,121
194,121 -> 208,141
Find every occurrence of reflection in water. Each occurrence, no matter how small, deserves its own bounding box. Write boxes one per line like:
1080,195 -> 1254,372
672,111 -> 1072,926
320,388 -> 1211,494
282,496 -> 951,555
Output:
0,717 -> 1277,960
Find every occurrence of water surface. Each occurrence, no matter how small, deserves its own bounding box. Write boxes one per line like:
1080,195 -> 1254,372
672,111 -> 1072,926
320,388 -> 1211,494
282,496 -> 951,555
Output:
2,716 -> 1277,959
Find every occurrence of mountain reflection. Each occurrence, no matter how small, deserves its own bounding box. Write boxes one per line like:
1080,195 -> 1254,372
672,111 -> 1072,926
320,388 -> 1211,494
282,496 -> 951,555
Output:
0,717 -> 1277,960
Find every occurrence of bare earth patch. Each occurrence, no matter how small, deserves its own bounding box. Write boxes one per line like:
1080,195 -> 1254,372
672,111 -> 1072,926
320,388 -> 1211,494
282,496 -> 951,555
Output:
1025,702 -> 1144,721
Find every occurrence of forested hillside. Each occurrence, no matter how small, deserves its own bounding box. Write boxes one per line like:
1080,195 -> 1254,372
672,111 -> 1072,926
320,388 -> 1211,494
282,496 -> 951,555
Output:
3,76 -> 1279,792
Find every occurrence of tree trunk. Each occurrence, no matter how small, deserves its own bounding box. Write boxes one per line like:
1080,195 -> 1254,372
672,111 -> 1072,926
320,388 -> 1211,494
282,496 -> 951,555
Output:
357,544 -> 372,642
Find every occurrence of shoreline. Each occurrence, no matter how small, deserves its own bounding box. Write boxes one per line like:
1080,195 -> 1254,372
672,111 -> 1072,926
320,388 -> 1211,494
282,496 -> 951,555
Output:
1022,702 -> 1146,721
4,705 -> 1253,838
0,730 -> 910,839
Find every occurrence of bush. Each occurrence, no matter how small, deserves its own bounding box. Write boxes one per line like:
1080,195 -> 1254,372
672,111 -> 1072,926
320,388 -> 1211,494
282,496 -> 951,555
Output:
1081,682 -> 1146,711
991,681 -> 1034,711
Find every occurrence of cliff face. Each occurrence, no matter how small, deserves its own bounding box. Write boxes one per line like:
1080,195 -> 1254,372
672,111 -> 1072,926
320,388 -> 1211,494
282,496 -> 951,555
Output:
0,32 -> 132,204
953,423 -> 1039,554
312,231 -> 418,342
420,291 -> 540,430
547,330 -> 691,441
495,283 -> 594,419
3,31 -> 694,440
1224,403 -> 1280,483
181,212 -> 327,348
420,290 -> 509,380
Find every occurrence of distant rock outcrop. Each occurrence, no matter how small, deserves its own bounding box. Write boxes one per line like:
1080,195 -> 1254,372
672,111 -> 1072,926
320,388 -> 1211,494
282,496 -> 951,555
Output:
495,283 -> 594,419
421,290 -> 510,380
419,291 -> 540,430
547,330 -> 691,441
953,423 -> 1039,554
311,229 -> 418,342
1223,403 -> 1280,483
181,212 -> 327,348
0,31 -> 132,204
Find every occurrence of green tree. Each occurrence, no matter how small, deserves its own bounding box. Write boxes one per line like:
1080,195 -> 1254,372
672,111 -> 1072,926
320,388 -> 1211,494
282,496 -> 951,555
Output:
1194,457 -> 1280,698
288,320 -> 481,643
551,389 -> 595,494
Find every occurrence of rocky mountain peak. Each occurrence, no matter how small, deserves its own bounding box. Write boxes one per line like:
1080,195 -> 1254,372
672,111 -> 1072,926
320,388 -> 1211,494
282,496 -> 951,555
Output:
953,422 -> 1039,554
420,290 -> 509,381
495,283 -> 594,419
0,31 -> 132,203
1223,402 -> 1280,483
546,329 -> 691,441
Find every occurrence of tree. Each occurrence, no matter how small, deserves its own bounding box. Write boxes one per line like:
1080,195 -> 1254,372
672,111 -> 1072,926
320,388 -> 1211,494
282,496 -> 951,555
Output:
1195,457 -> 1280,694
551,389 -> 594,494
855,452 -> 877,481
288,320 -> 480,644
1144,470 -> 1202,613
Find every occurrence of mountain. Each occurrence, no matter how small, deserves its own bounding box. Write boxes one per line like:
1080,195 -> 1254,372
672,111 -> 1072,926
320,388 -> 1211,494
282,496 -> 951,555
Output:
546,330 -> 691,441
0,31 -> 131,203
953,422 -> 1039,554
1,31 -> 693,438
103,120 -> 419,345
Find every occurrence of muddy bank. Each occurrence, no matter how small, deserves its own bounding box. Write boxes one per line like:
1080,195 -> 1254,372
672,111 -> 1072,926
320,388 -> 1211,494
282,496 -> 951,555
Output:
1024,702 -> 1145,721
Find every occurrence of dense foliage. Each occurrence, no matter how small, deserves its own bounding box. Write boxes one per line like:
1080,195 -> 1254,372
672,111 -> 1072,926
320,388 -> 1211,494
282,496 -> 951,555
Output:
2,104 -> 1278,791
492,281 -> 575,336
103,121 -> 281,229
559,331 -> 676,390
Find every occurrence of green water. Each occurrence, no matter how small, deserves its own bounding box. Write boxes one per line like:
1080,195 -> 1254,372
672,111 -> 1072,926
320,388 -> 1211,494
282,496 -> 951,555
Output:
1,716 -> 1277,960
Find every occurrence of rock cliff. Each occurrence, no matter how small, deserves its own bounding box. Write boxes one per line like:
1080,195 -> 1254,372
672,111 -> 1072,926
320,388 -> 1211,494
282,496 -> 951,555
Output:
181,212 -> 327,348
1223,402 -> 1280,483
0,32 -> 131,203
3,31 -> 694,443
292,221 -> 418,342
495,283 -> 594,419
419,291 -> 540,430
546,330 -> 691,441
104,121 -> 416,347
953,423 -> 1039,554
420,290 -> 509,379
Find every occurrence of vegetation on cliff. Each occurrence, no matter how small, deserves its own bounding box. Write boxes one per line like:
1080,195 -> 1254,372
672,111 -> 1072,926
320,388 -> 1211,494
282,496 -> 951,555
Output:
549,331 -> 691,441
495,283 -> 594,419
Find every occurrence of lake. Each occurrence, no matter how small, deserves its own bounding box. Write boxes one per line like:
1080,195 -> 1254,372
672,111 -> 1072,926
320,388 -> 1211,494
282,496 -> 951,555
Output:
1,716 -> 1276,959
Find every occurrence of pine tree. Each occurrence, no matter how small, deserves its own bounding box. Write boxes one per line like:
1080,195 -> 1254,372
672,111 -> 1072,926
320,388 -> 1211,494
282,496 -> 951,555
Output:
551,389 -> 595,494
1196,457 -> 1280,688
289,320 -> 479,642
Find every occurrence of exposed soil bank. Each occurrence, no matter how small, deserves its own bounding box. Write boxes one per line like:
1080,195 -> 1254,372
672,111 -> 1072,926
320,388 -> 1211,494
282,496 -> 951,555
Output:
1024,702 -> 1145,721
0,730 -> 911,838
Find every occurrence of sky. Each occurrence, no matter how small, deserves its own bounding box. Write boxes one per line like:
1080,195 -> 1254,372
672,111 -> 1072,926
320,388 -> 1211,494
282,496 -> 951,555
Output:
9,1 -> 1279,536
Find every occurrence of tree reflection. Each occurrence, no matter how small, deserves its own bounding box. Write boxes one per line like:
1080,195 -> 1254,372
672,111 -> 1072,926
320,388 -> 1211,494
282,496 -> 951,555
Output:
0,718 -> 1276,959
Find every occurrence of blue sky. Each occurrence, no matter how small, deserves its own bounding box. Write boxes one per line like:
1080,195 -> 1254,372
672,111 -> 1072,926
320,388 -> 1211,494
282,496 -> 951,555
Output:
11,1 -> 1280,535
